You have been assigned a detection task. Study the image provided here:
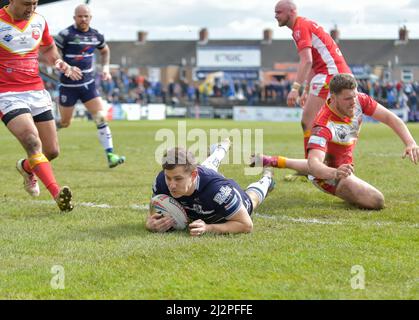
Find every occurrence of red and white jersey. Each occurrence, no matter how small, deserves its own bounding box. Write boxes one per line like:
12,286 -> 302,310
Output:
0,7 -> 54,93
292,17 -> 351,75
307,93 -> 378,168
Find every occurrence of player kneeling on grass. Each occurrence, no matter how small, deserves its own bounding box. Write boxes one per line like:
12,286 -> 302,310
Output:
251,73 -> 419,210
146,140 -> 275,236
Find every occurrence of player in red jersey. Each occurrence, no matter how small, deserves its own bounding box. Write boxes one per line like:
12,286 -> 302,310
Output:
251,74 -> 419,209
274,0 -> 352,157
0,0 -> 82,212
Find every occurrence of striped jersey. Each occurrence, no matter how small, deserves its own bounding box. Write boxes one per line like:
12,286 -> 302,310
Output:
0,7 -> 54,93
292,17 -> 351,75
152,166 -> 253,224
307,93 -> 378,168
55,25 -> 106,86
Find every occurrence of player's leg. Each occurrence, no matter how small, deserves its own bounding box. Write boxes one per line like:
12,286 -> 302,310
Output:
250,154 -> 309,174
301,74 -> 330,158
335,175 -> 385,210
201,138 -> 231,172
6,112 -> 73,211
82,83 -> 125,168
57,85 -> 78,128
35,110 -> 60,161
301,94 -> 325,157
245,168 -> 275,210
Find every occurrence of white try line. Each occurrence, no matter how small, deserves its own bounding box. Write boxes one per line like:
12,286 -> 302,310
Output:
5,199 -> 418,229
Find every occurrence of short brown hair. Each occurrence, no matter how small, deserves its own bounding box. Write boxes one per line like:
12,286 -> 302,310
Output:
162,147 -> 198,172
329,73 -> 357,95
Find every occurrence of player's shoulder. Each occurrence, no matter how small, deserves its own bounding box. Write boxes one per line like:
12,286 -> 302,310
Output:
58,25 -> 73,37
314,103 -> 334,126
89,27 -> 104,37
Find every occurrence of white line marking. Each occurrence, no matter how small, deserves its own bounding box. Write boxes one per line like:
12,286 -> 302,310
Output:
5,199 -> 418,228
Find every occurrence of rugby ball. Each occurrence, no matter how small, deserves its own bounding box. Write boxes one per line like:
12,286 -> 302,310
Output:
150,194 -> 188,230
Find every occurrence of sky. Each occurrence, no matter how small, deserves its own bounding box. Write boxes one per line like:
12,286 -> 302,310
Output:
36,0 -> 419,41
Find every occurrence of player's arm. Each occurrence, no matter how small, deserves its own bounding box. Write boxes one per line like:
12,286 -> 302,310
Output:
39,43 -> 82,81
308,149 -> 354,180
287,48 -> 313,106
371,104 -> 419,164
189,206 -> 253,236
145,201 -> 176,233
98,45 -> 112,81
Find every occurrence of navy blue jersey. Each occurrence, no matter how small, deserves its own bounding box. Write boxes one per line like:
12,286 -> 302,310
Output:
152,166 -> 253,224
55,25 -> 106,86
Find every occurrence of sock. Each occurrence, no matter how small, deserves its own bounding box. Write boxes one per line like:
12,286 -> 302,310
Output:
246,175 -> 272,203
304,130 -> 311,159
28,153 -> 60,198
277,156 -> 287,168
22,159 -> 33,174
201,146 -> 228,172
97,123 -> 114,154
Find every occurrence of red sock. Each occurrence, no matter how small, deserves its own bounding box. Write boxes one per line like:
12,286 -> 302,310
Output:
304,136 -> 309,159
303,130 -> 311,159
29,154 -> 61,198
23,159 -> 33,174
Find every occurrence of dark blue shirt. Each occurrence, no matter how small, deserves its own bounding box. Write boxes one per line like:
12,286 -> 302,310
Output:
152,166 -> 253,224
55,25 -> 106,86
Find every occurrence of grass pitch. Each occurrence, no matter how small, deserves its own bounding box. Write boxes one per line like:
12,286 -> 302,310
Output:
0,119 -> 417,299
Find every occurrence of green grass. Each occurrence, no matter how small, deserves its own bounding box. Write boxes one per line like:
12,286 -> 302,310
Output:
0,119 -> 418,299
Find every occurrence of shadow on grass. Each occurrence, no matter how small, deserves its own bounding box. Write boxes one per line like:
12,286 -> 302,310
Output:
60,223 -> 191,241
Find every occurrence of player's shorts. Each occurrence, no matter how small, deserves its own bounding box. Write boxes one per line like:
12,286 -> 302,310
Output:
308,174 -> 339,195
0,90 -> 53,125
59,80 -> 100,107
308,74 -> 334,99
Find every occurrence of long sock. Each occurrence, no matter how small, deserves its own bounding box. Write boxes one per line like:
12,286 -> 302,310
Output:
277,156 -> 287,168
201,146 -> 228,172
303,130 -> 311,159
97,123 -> 114,154
246,175 -> 272,203
22,159 -> 33,174
28,153 -> 60,198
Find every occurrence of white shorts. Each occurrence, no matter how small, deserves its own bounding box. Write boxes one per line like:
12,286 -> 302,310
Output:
0,90 -> 53,118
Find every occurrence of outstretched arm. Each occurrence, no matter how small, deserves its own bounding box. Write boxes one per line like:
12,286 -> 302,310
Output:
308,149 -> 354,180
188,207 -> 253,236
372,104 -> 419,164
39,43 -> 82,81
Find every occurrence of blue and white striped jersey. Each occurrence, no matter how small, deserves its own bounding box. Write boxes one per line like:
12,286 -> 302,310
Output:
55,25 -> 106,86
152,166 -> 253,224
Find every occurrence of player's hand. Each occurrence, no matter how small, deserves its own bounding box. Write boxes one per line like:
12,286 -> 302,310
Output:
300,90 -> 309,108
146,213 -> 175,233
402,143 -> 419,164
334,164 -> 354,180
102,70 -> 112,81
55,59 -> 83,81
189,219 -> 207,237
287,89 -> 300,107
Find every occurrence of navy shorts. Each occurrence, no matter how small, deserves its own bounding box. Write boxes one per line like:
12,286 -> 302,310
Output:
59,81 -> 100,107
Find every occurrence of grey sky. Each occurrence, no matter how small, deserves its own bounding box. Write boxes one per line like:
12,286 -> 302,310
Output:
36,0 -> 419,41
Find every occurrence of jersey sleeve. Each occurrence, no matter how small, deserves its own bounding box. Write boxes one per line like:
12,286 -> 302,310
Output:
97,32 -> 106,50
307,125 -> 332,153
212,183 -> 244,219
151,172 -> 166,197
357,93 -> 378,116
55,29 -> 68,50
41,20 -> 54,47
293,21 -> 312,51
